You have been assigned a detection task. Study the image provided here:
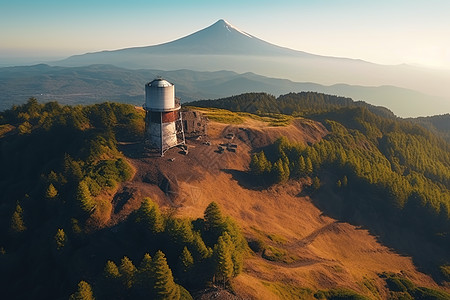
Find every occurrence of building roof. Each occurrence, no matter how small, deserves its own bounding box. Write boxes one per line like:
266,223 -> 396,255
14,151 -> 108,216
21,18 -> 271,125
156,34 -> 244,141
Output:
147,78 -> 173,88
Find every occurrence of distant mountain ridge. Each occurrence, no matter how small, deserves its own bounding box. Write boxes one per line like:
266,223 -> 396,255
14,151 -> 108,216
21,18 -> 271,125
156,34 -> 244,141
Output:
1,64 -> 448,117
54,19 -> 450,114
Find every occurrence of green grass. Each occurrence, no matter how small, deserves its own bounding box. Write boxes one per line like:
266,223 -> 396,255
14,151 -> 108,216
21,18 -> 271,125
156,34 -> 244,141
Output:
185,106 -> 293,126
262,281 -> 315,300
262,245 -> 299,264
267,233 -> 288,245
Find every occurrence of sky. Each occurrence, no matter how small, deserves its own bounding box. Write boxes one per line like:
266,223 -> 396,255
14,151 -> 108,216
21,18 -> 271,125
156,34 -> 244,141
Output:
1,0 -> 450,69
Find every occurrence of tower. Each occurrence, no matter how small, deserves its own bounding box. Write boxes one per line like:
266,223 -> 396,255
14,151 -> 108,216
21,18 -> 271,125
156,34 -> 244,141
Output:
144,78 -> 185,156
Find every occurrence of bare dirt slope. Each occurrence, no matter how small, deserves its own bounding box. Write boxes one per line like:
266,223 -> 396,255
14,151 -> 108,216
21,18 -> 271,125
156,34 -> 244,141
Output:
113,116 -> 442,299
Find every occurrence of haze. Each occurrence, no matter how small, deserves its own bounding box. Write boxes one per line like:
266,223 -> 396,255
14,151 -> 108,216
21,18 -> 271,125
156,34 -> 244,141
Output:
1,0 -> 450,70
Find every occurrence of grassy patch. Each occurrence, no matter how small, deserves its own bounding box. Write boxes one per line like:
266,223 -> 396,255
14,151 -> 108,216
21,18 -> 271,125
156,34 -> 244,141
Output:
267,233 -> 288,245
360,277 -> 380,299
314,288 -> 370,300
240,112 -> 293,126
185,106 -> 293,126
262,281 -> 315,300
380,272 -> 450,300
186,107 -> 245,124
262,245 -> 298,264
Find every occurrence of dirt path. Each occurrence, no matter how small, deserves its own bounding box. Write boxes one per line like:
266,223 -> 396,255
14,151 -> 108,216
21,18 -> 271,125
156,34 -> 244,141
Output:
284,221 -> 340,249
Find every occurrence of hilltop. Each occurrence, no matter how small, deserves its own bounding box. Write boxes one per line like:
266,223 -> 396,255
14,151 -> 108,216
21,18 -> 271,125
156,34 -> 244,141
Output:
117,111 -> 447,299
0,98 -> 449,299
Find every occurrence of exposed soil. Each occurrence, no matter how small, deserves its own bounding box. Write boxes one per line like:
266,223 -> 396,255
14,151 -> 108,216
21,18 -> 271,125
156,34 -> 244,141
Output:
105,115 -> 445,299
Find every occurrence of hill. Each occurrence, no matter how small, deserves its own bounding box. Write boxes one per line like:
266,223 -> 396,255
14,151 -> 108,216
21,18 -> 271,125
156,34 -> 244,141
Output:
1,64 -> 448,117
0,98 -> 449,299
54,19 -> 450,107
407,114 -> 450,142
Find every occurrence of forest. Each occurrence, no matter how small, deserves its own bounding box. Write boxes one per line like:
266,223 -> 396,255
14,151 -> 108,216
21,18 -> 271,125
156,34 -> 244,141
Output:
0,99 -> 246,299
1,96 -> 449,299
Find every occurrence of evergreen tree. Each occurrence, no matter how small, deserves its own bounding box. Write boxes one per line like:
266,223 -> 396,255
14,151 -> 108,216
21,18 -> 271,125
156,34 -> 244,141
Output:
273,158 -> 289,183
179,247 -> 194,273
76,180 -> 95,214
102,260 -> 121,298
45,183 -> 58,199
10,204 -> 26,233
64,154 -> 83,182
249,151 -> 272,175
214,232 -> 234,285
69,281 -> 95,300
305,157 -> 313,174
119,256 -> 137,289
312,177 -> 321,190
136,198 -> 164,233
152,250 -> 180,300
298,156 -> 306,175
54,228 -> 67,250
342,175 -> 348,187
191,231 -> 211,260
204,202 -> 223,231
104,260 -> 120,280
137,253 -> 154,298
167,218 -> 194,245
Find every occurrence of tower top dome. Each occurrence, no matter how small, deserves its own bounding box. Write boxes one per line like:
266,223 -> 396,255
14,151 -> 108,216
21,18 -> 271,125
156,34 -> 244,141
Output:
147,78 -> 173,88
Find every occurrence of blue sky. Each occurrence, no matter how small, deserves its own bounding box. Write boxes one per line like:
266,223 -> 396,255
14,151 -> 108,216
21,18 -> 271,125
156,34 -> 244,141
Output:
1,0 -> 450,69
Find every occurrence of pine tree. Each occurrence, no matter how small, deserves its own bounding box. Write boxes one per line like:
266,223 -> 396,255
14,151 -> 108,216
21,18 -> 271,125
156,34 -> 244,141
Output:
298,156 -> 306,175
76,180 -> 95,214
10,204 -> 26,233
102,260 -> 121,298
312,177 -> 321,190
191,231 -> 211,260
204,202 -> 223,231
119,256 -> 137,289
54,228 -> 67,250
167,218 -> 194,244
258,151 -> 272,174
179,247 -> 194,273
137,253 -> 154,298
152,250 -> 180,300
305,157 -> 313,174
45,183 -> 58,199
136,198 -> 164,233
138,253 -> 153,282
69,281 -> 95,300
64,154 -> 83,182
273,158 -> 289,183
250,151 -> 272,175
249,153 -> 260,175
104,260 -> 120,280
214,232 -> 234,285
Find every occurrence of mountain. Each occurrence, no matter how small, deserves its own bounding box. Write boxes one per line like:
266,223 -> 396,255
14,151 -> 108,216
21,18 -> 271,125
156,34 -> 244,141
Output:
1,64 -> 448,117
55,19 -> 450,107
62,19 -> 316,58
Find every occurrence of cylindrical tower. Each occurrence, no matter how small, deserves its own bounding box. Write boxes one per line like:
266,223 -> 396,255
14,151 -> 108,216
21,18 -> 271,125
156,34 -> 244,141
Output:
144,78 -> 185,155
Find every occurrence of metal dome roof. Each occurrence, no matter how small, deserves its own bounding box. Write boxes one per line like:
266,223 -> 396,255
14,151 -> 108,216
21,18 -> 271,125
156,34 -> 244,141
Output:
148,78 -> 173,88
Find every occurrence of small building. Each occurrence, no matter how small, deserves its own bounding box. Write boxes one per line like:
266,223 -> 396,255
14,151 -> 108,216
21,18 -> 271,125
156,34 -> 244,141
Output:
182,110 -> 208,138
